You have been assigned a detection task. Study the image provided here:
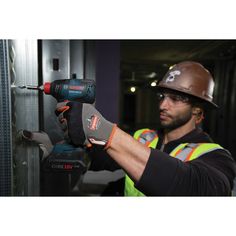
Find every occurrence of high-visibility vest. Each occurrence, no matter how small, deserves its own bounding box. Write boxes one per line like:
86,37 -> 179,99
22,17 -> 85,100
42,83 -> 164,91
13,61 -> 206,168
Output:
124,128 -> 224,196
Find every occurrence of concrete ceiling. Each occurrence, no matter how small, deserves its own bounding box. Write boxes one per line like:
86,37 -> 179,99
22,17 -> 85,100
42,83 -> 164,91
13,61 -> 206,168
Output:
120,40 -> 236,84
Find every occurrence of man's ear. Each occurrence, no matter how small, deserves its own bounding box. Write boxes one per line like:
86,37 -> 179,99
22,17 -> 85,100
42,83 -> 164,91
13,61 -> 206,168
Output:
192,107 -> 202,115
192,107 -> 204,124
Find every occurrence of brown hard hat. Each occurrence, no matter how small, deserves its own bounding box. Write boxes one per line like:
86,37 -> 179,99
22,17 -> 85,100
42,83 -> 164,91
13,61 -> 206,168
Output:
157,61 -> 218,108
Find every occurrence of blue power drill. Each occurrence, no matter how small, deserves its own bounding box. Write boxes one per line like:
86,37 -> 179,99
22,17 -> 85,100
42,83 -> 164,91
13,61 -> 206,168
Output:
19,79 -> 96,172
19,78 -> 96,103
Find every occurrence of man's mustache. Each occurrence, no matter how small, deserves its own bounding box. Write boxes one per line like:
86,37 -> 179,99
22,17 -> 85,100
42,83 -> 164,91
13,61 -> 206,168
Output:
159,109 -> 172,118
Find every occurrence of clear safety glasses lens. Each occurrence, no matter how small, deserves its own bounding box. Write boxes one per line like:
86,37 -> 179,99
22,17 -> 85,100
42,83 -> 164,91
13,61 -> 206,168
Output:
157,92 -> 190,103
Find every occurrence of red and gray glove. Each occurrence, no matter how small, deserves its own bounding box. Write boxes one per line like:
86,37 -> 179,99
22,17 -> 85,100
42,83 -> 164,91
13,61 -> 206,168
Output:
56,101 -> 117,149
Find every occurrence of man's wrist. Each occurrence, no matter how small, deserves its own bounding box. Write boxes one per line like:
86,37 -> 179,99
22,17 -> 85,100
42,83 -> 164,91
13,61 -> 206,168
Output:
104,124 -> 118,150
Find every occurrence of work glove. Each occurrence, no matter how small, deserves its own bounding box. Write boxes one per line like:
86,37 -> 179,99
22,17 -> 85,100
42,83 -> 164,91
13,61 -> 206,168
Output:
55,101 -> 117,149
19,129 -> 90,173
18,129 -> 53,159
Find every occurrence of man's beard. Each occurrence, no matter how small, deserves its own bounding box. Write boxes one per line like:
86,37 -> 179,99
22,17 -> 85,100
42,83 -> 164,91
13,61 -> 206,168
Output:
159,109 -> 192,132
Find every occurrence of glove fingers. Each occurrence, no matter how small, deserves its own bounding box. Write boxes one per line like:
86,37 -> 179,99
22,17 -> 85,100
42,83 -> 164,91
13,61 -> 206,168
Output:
55,102 -> 70,116
20,130 -> 52,145
20,129 -> 33,140
20,130 -> 54,158
32,131 -> 52,144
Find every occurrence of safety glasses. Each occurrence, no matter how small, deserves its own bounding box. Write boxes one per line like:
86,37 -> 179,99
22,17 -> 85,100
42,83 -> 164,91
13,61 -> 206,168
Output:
157,92 -> 191,104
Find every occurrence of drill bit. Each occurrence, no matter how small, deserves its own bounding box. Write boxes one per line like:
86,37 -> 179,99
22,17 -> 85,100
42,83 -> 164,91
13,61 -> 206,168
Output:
13,85 -> 44,91
25,85 -> 44,91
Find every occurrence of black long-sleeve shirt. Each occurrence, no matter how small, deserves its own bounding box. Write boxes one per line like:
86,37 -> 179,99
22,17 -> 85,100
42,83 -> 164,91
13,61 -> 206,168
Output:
135,128 -> 236,196
89,128 -> 236,196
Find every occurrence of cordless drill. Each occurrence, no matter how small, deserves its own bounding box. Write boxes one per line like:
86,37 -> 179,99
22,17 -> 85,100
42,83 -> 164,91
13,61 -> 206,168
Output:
18,78 -> 96,103
18,79 -> 96,172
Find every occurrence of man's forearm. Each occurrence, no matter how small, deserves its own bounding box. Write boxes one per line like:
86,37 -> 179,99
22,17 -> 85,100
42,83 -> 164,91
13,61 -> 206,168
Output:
106,127 -> 151,182
55,102 -> 151,182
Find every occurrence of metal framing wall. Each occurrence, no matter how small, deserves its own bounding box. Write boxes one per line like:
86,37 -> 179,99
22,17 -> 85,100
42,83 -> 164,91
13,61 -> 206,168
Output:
0,40 -> 12,196
9,40 -> 40,196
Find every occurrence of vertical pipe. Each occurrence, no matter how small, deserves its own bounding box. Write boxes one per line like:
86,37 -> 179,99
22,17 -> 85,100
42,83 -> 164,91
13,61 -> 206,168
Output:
38,40 -> 44,131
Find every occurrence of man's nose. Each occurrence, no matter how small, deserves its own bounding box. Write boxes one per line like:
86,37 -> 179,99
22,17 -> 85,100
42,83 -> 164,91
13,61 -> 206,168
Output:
159,97 -> 171,109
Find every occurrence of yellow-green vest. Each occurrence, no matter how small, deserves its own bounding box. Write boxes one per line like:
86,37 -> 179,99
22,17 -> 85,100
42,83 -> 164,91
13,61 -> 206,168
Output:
124,128 -> 224,196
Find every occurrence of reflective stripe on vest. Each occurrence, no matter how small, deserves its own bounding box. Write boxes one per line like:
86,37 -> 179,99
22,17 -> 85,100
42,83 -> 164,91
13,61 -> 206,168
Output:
124,129 -> 224,196
134,128 -> 159,147
170,143 -> 224,162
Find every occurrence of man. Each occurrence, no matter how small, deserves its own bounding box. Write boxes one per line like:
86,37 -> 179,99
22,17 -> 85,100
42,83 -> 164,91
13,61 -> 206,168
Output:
56,61 -> 236,196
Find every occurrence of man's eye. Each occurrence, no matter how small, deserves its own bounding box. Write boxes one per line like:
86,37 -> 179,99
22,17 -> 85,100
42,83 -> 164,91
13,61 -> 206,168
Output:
157,93 -> 164,100
170,94 -> 189,102
170,95 -> 182,101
